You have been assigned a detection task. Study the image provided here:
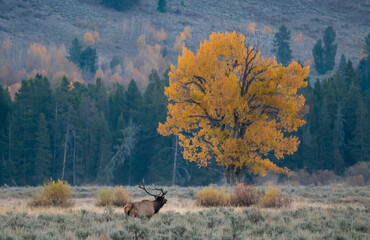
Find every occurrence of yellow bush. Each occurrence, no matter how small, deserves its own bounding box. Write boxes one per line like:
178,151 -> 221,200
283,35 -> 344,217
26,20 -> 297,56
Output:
260,185 -> 292,208
113,186 -> 132,207
196,186 -> 229,207
97,188 -> 115,206
31,179 -> 72,207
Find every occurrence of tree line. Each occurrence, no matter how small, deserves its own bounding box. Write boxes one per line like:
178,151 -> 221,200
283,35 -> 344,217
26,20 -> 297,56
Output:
0,69 -> 221,186
0,31 -> 369,186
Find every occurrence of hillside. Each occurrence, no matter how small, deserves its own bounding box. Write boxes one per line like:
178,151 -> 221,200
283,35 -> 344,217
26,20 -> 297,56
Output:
0,0 -> 369,80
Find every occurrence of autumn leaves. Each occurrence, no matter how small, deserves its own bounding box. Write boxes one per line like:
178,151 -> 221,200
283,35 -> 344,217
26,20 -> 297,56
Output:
158,32 -> 309,183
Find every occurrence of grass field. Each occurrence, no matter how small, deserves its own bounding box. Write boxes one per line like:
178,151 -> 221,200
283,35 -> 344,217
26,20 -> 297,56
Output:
0,185 -> 369,239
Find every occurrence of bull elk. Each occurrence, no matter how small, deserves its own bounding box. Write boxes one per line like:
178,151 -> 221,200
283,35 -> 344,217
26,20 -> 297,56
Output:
124,182 -> 167,218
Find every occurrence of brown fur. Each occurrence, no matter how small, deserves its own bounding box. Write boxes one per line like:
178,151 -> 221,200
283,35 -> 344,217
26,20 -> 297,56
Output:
123,196 -> 167,218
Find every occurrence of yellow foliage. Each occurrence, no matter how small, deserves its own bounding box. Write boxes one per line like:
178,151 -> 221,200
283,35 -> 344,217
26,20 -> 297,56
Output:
196,186 -> 229,207
84,32 -> 95,44
158,32 -> 309,176
260,185 -> 292,208
27,69 -> 48,79
2,38 -> 12,51
264,26 -> 272,34
294,33 -> 304,43
97,188 -> 115,206
137,34 -> 147,49
304,57 -> 314,67
27,43 -> 51,69
7,82 -> 21,100
113,186 -> 132,206
174,26 -> 192,52
93,30 -> 100,41
95,69 -> 105,80
110,72 -> 123,84
147,22 -> 167,42
248,22 -> 256,34
31,179 -> 72,207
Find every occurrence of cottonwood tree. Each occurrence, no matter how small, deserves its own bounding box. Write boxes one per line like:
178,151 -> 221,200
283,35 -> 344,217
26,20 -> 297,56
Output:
158,32 -> 309,185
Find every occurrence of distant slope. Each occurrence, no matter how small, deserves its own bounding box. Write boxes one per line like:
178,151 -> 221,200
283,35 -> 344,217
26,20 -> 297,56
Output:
0,0 -> 369,76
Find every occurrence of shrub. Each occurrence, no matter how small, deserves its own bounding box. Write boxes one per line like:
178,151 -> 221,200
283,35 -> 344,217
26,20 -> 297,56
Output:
230,183 -> 260,207
260,186 -> 292,208
195,186 -> 229,207
30,179 -> 72,207
346,161 -> 370,182
97,188 -> 114,206
312,170 -> 338,185
345,175 -> 365,186
113,186 -> 132,207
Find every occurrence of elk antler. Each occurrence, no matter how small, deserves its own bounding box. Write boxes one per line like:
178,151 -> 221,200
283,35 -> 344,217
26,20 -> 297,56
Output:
139,180 -> 167,197
138,180 -> 158,197
152,185 -> 167,197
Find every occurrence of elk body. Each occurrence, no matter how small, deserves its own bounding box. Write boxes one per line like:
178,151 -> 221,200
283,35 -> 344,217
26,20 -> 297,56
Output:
124,183 -> 167,218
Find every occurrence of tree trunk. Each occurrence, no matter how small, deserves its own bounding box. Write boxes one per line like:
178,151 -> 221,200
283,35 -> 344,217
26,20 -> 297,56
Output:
72,133 -> 76,186
8,116 -> 11,166
53,104 -> 58,178
224,165 -> 246,185
61,108 -> 70,181
129,155 -> 132,185
172,136 -> 178,186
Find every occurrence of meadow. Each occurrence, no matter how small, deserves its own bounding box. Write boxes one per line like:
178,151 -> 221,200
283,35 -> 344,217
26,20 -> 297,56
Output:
0,185 -> 369,240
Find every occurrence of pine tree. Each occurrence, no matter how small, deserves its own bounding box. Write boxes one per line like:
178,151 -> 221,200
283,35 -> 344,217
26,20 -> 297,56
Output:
338,54 -> 346,76
323,26 -> 337,71
157,0 -> 166,12
358,33 -> 370,93
35,113 -> 52,184
102,0 -> 139,11
0,85 -> 11,185
108,83 -> 126,131
273,25 -> 292,66
344,60 -> 359,86
343,84 -> 362,167
67,38 -> 82,65
125,79 -> 143,123
313,26 -> 337,74
81,46 -> 98,73
313,39 -> 325,74
349,99 -> 369,164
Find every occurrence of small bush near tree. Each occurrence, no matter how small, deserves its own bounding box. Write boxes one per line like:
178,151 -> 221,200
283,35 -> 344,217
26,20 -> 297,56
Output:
97,188 -> 114,206
113,186 -> 132,206
230,183 -> 260,207
196,186 -> 229,207
260,186 -> 292,208
97,186 -> 132,206
30,179 -> 72,207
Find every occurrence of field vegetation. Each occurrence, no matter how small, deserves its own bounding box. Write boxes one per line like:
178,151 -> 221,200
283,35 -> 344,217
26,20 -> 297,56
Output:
0,185 -> 369,239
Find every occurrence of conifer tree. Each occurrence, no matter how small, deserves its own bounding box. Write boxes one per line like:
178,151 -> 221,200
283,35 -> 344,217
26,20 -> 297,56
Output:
273,25 -> 292,66
358,33 -> 370,92
81,46 -> 98,73
67,38 -> 82,65
313,40 -> 325,74
338,54 -> 346,76
323,26 -> 337,71
35,113 -> 52,183
157,0 -> 166,12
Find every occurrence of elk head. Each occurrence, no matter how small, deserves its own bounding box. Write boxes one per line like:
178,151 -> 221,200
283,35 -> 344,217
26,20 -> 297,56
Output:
124,181 -> 167,218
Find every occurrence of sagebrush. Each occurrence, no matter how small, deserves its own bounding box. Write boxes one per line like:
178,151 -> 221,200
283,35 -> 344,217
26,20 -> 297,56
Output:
196,186 -> 229,207
30,179 -> 72,207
